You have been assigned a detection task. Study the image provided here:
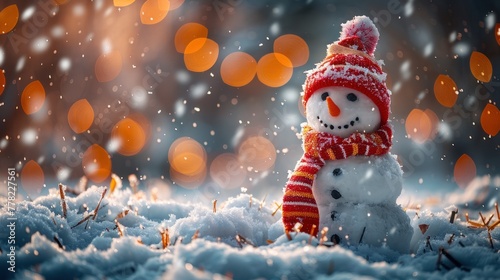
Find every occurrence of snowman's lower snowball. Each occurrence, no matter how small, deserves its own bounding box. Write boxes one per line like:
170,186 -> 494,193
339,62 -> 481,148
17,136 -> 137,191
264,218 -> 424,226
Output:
312,154 -> 412,253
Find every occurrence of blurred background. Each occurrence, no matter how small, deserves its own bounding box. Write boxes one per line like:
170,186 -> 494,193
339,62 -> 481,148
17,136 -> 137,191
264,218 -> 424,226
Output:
0,0 -> 499,205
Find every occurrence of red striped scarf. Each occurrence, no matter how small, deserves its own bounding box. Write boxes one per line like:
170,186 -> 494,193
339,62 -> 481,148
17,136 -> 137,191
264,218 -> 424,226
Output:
282,123 -> 393,236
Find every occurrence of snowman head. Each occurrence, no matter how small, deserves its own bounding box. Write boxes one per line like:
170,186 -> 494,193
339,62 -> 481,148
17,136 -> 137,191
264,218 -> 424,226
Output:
305,86 -> 381,138
302,15 -> 391,137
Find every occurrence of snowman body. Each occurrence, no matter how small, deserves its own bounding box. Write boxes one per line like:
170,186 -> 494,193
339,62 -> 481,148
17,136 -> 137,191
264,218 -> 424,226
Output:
312,154 -> 412,253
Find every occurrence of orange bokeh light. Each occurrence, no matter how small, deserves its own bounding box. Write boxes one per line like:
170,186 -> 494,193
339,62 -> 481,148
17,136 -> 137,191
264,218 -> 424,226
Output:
0,4 -> 18,34
174,23 -> 208,53
169,0 -> 184,10
257,53 -> 293,87
0,69 -> 5,96
210,153 -> 247,189
220,52 -> 257,87
168,137 -> 207,189
454,154 -> 476,189
469,51 -> 492,83
111,117 -> 147,156
140,0 -> 170,25
82,144 -> 112,183
405,109 -> 433,143
113,0 -> 135,7
238,136 -> 277,172
68,99 -> 94,134
128,113 -> 152,140
184,38 -> 219,72
172,152 -> 205,175
480,103 -> 500,136
21,80 -> 46,115
168,137 -> 206,174
170,165 -> 206,189
21,160 -> 44,197
424,108 -> 439,139
434,74 -> 458,108
273,34 -> 309,67
95,50 -> 122,82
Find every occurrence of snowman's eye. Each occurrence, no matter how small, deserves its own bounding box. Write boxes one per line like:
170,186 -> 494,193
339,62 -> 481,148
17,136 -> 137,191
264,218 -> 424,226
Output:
346,93 -> 358,102
332,168 -> 342,176
321,92 -> 329,101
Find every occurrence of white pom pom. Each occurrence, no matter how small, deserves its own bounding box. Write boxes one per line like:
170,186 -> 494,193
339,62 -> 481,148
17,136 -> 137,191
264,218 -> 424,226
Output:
339,15 -> 379,55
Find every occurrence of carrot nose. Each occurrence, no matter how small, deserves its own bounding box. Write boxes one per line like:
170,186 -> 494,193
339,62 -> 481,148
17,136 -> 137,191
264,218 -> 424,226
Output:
327,97 -> 341,117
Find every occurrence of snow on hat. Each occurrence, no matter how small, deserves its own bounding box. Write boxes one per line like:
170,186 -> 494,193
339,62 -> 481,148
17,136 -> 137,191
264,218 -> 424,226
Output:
302,15 -> 391,125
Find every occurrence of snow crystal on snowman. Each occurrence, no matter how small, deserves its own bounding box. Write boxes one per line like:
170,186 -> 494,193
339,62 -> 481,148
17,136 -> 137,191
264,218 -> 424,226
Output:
282,15 -> 413,253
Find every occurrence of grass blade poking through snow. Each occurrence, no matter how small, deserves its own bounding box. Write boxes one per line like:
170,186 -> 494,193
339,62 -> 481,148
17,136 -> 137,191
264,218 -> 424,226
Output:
59,184 -> 67,219
53,236 -> 64,250
129,174 -> 138,193
160,228 -> 170,249
449,209 -> 458,223
439,247 -> 470,272
236,234 -> 256,248
272,202 -> 282,216
115,221 -> 124,237
319,227 -> 328,246
259,194 -> 267,211
192,229 -> 200,240
466,205 -> 499,249
71,188 -> 108,229
308,225 -> 317,245
92,188 -> 107,221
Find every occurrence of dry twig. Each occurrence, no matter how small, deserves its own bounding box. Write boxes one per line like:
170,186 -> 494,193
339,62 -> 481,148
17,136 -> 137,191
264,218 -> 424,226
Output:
436,247 -> 444,270
319,227 -> 328,246
359,227 -> 366,244
110,174 -> 120,194
236,234 -> 255,248
447,234 -> 455,245
115,221 -> 124,237
308,225 -> 317,244
71,188 -> 107,229
271,202 -> 282,216
59,184 -> 67,218
160,228 -> 170,249
192,229 -> 200,240
71,213 -> 94,229
425,236 -> 433,251
53,236 -> 64,250
115,210 -> 130,220
259,194 -> 267,211
449,209 -> 458,223
441,247 -> 470,271
92,188 -> 107,220
466,207 -> 498,249
129,174 -> 139,193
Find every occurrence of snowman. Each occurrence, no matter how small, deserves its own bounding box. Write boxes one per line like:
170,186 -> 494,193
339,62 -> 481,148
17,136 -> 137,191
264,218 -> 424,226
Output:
282,16 -> 413,253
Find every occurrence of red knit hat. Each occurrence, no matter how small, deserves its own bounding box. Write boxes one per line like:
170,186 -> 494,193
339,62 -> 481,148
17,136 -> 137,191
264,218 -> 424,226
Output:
302,16 -> 391,125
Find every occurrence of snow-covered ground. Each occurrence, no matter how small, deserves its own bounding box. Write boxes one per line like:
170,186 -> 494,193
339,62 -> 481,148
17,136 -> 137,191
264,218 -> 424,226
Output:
1,176 -> 499,279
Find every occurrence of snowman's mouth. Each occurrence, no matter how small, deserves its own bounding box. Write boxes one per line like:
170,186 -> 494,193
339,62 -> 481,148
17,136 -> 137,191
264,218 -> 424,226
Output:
317,116 -> 360,131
